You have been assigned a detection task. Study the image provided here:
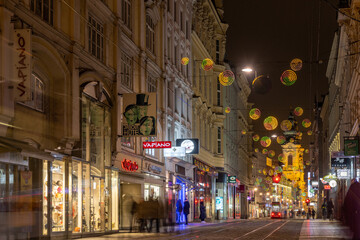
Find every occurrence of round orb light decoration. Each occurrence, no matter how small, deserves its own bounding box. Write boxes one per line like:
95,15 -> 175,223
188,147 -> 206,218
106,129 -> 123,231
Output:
280,70 -> 297,86
181,57 -> 189,65
225,107 -> 231,113
241,130 -> 247,135
201,58 -> 214,71
290,58 -> 303,71
268,169 -> 274,176
278,153 -> 284,162
302,119 -> 311,128
305,149 -> 309,154
249,108 -> 261,120
289,138 -> 295,143
260,136 -> 271,147
307,130 -> 313,136
252,75 -> 272,94
252,134 -> 260,141
275,166 -> 283,173
293,107 -> 304,116
262,148 -> 268,155
263,116 -> 278,130
254,148 -> 259,153
277,135 -> 286,145
280,120 -> 292,131
219,70 -> 235,86
268,150 -> 275,158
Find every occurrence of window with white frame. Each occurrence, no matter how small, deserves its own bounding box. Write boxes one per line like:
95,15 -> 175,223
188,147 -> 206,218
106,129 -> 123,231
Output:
217,127 -> 221,153
88,15 -> 104,61
167,125 -> 172,141
144,137 -> 156,156
146,75 -> 157,93
121,52 -> 133,90
19,73 -> 45,112
146,15 -> 155,54
121,0 -> 132,29
30,0 -> 54,25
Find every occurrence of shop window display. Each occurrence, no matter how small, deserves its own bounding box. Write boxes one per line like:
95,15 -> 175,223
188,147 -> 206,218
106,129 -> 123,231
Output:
51,161 -> 65,232
111,171 -> 119,230
90,177 -> 104,232
105,170 -> 110,231
82,164 -> 90,232
43,161 -> 48,235
72,161 -> 82,233
144,184 -> 160,200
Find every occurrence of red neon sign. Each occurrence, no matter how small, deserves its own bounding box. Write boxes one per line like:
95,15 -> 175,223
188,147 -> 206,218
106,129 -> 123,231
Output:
121,159 -> 138,172
142,141 -> 172,149
324,185 -> 331,190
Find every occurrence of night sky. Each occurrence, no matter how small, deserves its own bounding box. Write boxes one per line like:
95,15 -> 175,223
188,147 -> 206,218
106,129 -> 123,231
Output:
223,0 -> 339,159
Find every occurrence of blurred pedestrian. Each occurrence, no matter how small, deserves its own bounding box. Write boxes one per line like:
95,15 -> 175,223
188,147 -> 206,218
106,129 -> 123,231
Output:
183,198 -> 190,225
129,196 -> 138,233
343,180 -> 360,239
312,209 -> 316,219
321,200 -> 327,220
148,196 -> 160,233
176,198 -> 183,224
200,202 -> 206,223
327,198 -> 334,220
302,210 -> 306,218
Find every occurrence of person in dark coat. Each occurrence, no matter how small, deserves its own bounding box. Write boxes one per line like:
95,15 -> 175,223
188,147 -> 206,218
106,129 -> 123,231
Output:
200,201 -> 206,223
327,198 -> 334,220
176,198 -> 183,224
183,198 -> 190,225
321,200 -> 327,220
311,209 -> 316,219
344,180 -> 360,239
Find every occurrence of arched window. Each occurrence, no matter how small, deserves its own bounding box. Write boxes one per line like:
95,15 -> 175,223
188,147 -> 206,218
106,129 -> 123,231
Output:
19,73 -> 45,112
288,155 -> 293,166
146,14 -> 155,53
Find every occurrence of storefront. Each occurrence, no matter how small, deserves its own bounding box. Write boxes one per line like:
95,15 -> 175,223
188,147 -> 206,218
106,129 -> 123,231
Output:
194,158 -> 217,220
142,158 -> 165,201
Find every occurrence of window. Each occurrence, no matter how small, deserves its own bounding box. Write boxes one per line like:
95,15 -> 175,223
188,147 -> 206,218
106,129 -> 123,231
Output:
174,44 -> 178,66
180,11 -> 183,31
186,20 -> 189,39
186,98 -> 190,120
121,52 -> 133,90
144,137 -> 156,156
167,37 -> 171,60
167,0 -> 171,13
288,155 -> 293,166
146,15 -> 155,53
146,75 -> 157,93
88,15 -> 104,61
174,1 -> 177,22
121,137 -> 134,149
30,0 -> 53,25
217,127 -> 222,153
167,87 -> 173,108
217,80 -> 221,106
121,0 -> 132,29
216,40 -> 220,64
19,74 -> 45,112
167,125 -> 172,141
181,93 -> 184,117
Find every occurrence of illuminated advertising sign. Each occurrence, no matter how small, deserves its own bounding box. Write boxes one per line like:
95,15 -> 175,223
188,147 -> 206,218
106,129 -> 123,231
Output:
164,147 -> 186,157
175,139 -> 199,154
228,176 -> 236,183
121,159 -> 138,172
324,185 -> 331,190
337,169 -> 350,179
143,141 -> 171,149
344,137 -> 359,156
216,196 -> 223,210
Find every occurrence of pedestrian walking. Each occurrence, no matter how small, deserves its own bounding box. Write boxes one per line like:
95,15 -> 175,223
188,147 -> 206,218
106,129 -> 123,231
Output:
327,198 -> 334,221
312,209 -> 316,219
183,198 -> 190,225
129,196 -> 138,233
343,180 -> 360,239
200,202 -> 206,223
176,198 -> 183,224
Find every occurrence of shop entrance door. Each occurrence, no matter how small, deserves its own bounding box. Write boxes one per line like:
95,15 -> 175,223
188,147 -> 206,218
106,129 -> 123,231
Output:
90,176 -> 104,232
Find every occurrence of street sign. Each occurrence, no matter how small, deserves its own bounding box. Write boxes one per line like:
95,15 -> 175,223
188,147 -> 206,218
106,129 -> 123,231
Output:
164,147 -> 186,157
331,157 -> 350,168
344,137 -> 359,156
228,176 -> 236,183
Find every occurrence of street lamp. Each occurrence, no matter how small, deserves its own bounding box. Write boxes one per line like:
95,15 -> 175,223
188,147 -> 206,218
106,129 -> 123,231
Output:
254,187 -> 258,191
241,68 -> 253,72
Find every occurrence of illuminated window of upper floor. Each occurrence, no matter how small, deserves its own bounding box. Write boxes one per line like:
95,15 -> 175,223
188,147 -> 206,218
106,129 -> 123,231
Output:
88,15 -> 104,61
30,0 -> 53,25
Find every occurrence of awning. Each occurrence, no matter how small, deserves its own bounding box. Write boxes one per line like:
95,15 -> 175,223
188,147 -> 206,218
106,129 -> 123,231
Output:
0,136 -> 54,163
175,175 -> 198,190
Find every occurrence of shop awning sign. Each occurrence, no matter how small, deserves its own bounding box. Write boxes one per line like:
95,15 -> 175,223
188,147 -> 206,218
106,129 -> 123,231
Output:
337,169 -> 350,179
331,157 -> 350,168
164,147 -> 186,157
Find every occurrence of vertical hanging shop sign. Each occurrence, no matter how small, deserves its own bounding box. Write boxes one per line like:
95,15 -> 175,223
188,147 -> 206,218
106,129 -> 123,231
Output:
13,29 -> 32,101
344,137 -> 359,156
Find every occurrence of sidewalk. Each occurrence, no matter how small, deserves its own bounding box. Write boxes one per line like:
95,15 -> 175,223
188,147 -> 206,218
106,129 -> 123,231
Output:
299,219 -> 353,239
81,219 -> 243,240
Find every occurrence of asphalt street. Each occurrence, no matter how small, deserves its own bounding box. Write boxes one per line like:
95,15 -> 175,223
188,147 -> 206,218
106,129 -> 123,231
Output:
81,218 -> 353,240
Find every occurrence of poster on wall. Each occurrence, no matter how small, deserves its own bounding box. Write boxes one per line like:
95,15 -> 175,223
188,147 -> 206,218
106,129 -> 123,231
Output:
216,196 -> 223,210
121,93 -> 157,137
